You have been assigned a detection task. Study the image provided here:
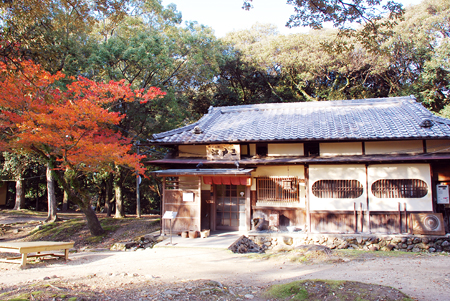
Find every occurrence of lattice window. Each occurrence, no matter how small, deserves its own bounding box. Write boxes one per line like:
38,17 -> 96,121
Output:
165,177 -> 198,190
371,179 -> 428,198
257,177 -> 299,202
312,180 -> 364,199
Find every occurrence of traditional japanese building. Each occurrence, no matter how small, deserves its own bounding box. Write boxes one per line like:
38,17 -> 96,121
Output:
149,96 -> 450,235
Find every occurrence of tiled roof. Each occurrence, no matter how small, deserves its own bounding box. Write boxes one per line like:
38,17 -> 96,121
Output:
151,96 -> 450,144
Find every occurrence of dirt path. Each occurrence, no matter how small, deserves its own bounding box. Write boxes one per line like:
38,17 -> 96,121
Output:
1,245 -> 449,300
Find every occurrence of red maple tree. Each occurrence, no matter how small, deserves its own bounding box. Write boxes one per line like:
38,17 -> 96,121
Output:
0,59 -> 165,235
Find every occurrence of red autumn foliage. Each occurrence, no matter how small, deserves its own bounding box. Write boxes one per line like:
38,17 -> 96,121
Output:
0,59 -> 165,174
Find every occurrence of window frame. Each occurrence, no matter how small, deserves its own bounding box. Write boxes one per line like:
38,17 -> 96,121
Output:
256,176 -> 299,203
311,179 -> 364,199
371,179 -> 428,199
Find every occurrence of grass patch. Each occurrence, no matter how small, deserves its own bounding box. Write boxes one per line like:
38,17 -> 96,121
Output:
263,279 -> 412,301
265,281 -> 309,300
29,218 -> 85,240
1,209 -> 46,217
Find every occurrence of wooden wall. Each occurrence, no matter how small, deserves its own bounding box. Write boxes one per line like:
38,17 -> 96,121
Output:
0,183 -> 7,206
311,212 -> 409,234
163,190 -> 200,233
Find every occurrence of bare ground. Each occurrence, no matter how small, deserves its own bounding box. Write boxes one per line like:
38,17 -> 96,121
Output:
1,210 -> 449,300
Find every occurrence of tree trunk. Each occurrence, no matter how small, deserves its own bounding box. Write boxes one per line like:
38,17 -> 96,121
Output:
49,167 -> 104,236
13,179 -> 25,210
46,163 -> 58,222
114,180 -> 124,218
105,173 -> 113,217
81,205 -> 105,236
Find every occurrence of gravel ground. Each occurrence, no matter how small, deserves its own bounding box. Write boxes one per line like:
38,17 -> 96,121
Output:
1,245 -> 450,300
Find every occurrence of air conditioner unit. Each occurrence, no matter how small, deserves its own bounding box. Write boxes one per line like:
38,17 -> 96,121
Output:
410,213 -> 446,236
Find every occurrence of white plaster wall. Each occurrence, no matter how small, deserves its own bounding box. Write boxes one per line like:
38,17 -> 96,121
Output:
178,145 -> 206,157
365,141 -> 423,155
426,140 -> 450,153
320,142 -> 362,156
368,164 -> 432,211
268,143 -> 304,156
309,165 -> 367,211
249,144 -> 256,156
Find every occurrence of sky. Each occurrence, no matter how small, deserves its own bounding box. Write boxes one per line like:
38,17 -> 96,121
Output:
161,0 -> 424,37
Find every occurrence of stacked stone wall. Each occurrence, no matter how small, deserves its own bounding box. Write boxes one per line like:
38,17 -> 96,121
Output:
246,234 -> 450,253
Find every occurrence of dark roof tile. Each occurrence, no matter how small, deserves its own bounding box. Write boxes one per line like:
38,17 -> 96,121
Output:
151,96 -> 450,144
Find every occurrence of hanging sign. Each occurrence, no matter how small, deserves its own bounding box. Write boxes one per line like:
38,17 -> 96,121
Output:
206,144 -> 240,161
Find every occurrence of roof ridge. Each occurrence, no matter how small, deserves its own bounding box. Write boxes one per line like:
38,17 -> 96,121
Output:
213,96 -> 414,113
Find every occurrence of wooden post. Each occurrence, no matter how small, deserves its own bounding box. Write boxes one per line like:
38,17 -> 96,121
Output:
212,185 -> 216,231
21,253 -> 27,267
305,165 -> 311,233
64,248 -> 69,260
245,185 -> 251,231
404,202 -> 407,234
354,202 -> 357,233
360,202 -> 364,233
198,176 -> 202,232
162,177 -> 166,236
366,164 -> 371,233
398,202 -> 402,234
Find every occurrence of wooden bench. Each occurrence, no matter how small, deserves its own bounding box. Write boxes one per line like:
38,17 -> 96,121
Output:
0,241 -> 74,267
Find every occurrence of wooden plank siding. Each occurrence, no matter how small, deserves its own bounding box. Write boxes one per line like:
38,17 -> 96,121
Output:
311,212 -> 409,234
162,177 -> 202,234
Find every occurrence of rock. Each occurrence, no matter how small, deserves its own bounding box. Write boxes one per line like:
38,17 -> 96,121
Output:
43,276 -> 50,280
429,248 -> 436,253
338,243 -> 349,249
415,243 -> 429,250
207,280 -> 223,288
137,234 -> 156,243
281,236 -> 293,246
392,238 -> 402,244
295,244 -> 332,255
412,247 -> 421,252
356,237 -> 364,244
413,237 -> 421,244
110,242 -> 137,251
369,246 -> 379,251
155,236 -> 165,242
385,244 -> 395,251
245,294 -> 254,299
369,237 -> 379,244
229,236 -> 264,254
442,241 -> 450,247
422,237 -> 429,244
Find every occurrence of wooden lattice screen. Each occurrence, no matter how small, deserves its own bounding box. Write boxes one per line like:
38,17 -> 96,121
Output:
165,177 -> 198,190
312,180 -> 364,199
257,177 -> 299,202
371,179 -> 428,198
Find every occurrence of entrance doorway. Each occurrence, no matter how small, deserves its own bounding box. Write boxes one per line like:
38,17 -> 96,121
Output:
216,185 -> 246,230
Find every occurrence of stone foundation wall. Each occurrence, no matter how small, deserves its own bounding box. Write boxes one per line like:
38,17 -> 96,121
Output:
247,234 -> 450,253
